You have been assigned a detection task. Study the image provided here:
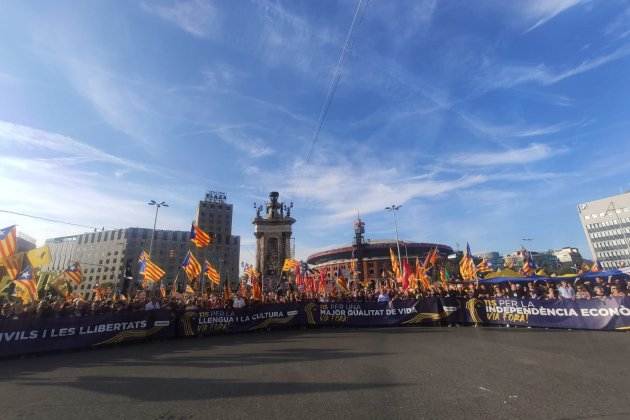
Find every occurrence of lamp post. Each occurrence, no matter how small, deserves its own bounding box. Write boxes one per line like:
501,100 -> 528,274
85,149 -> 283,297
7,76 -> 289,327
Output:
147,200 -> 168,259
385,204 -> 403,274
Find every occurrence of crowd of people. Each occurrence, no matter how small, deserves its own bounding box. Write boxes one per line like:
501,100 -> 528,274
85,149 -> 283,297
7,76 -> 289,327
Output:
0,274 -> 627,321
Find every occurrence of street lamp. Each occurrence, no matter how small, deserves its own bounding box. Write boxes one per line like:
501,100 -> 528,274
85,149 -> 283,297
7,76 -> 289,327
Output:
385,204 -> 403,274
147,200 -> 168,258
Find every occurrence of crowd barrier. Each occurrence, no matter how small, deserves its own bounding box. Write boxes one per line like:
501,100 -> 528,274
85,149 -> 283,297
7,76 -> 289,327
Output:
2,297 -> 629,357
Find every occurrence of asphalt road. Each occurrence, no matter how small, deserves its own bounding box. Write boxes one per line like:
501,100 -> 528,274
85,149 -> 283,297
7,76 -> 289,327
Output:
1,327 -> 629,420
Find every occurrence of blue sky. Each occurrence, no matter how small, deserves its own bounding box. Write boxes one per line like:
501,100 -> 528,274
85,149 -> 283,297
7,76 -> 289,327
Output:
1,0 -> 630,262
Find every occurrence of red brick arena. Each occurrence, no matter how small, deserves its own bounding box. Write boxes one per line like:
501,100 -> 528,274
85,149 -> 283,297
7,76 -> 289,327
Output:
307,240 -> 453,282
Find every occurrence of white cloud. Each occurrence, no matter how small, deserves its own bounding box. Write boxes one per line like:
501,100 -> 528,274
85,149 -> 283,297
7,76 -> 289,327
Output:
0,120 -> 147,172
459,113 -> 578,139
212,127 -> 274,158
0,155 -> 195,244
142,0 -> 219,39
252,0 -> 339,73
451,143 -> 555,166
489,44 -> 630,88
520,0 -> 583,33
277,159 -> 488,224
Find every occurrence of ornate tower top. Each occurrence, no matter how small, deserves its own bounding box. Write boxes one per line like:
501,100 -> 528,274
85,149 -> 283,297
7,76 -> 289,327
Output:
254,191 -> 294,221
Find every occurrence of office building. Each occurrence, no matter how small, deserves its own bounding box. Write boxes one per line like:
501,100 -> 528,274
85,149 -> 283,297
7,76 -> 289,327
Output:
577,192 -> 630,269
43,193 -> 240,299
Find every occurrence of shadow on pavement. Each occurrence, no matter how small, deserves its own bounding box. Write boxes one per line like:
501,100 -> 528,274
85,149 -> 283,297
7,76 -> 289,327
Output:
20,376 -> 410,401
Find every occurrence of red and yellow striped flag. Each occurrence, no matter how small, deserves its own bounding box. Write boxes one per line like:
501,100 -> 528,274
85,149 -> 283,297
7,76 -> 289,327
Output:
14,266 -> 37,303
2,253 -> 23,280
139,251 -> 165,282
0,225 -> 17,259
282,258 -> 299,272
389,248 -> 400,277
476,258 -> 492,274
459,243 -> 477,281
181,251 -> 201,281
190,223 -> 212,248
203,259 -> 221,285
64,262 -> 82,286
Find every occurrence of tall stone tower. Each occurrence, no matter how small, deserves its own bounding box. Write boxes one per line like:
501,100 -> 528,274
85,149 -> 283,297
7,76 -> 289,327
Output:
253,192 -> 295,288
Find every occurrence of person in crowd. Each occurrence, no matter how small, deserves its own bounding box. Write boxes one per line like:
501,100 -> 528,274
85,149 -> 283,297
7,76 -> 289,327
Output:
508,283 -> 525,299
592,285 -> 607,300
557,280 -> 576,300
610,284 -> 627,297
145,296 -> 161,311
575,285 -> 592,300
233,292 -> 246,309
377,288 -> 390,304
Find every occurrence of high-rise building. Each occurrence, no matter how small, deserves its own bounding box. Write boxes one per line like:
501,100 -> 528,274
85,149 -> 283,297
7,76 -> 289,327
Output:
577,192 -> 630,269
194,191 -> 240,286
43,193 -> 240,299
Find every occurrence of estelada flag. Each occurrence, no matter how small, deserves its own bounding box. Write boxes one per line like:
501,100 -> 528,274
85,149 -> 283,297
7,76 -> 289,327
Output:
476,258 -> 492,274
64,262 -> 82,286
139,251 -> 165,282
14,265 -> 37,303
190,223 -> 212,248
0,225 -> 17,259
181,251 -> 202,281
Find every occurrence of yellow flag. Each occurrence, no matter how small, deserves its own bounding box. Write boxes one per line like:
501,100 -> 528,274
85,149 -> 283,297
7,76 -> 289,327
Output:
27,246 -> 51,268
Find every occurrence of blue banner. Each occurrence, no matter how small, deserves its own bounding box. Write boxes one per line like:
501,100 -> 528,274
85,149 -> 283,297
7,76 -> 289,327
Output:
461,297 -> 630,330
0,310 -> 175,357
2,298 -> 629,357
177,303 -> 303,337
302,299 -> 442,327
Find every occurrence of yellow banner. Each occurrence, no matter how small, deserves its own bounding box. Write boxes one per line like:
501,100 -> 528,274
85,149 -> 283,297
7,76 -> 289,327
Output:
27,246 -> 51,268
